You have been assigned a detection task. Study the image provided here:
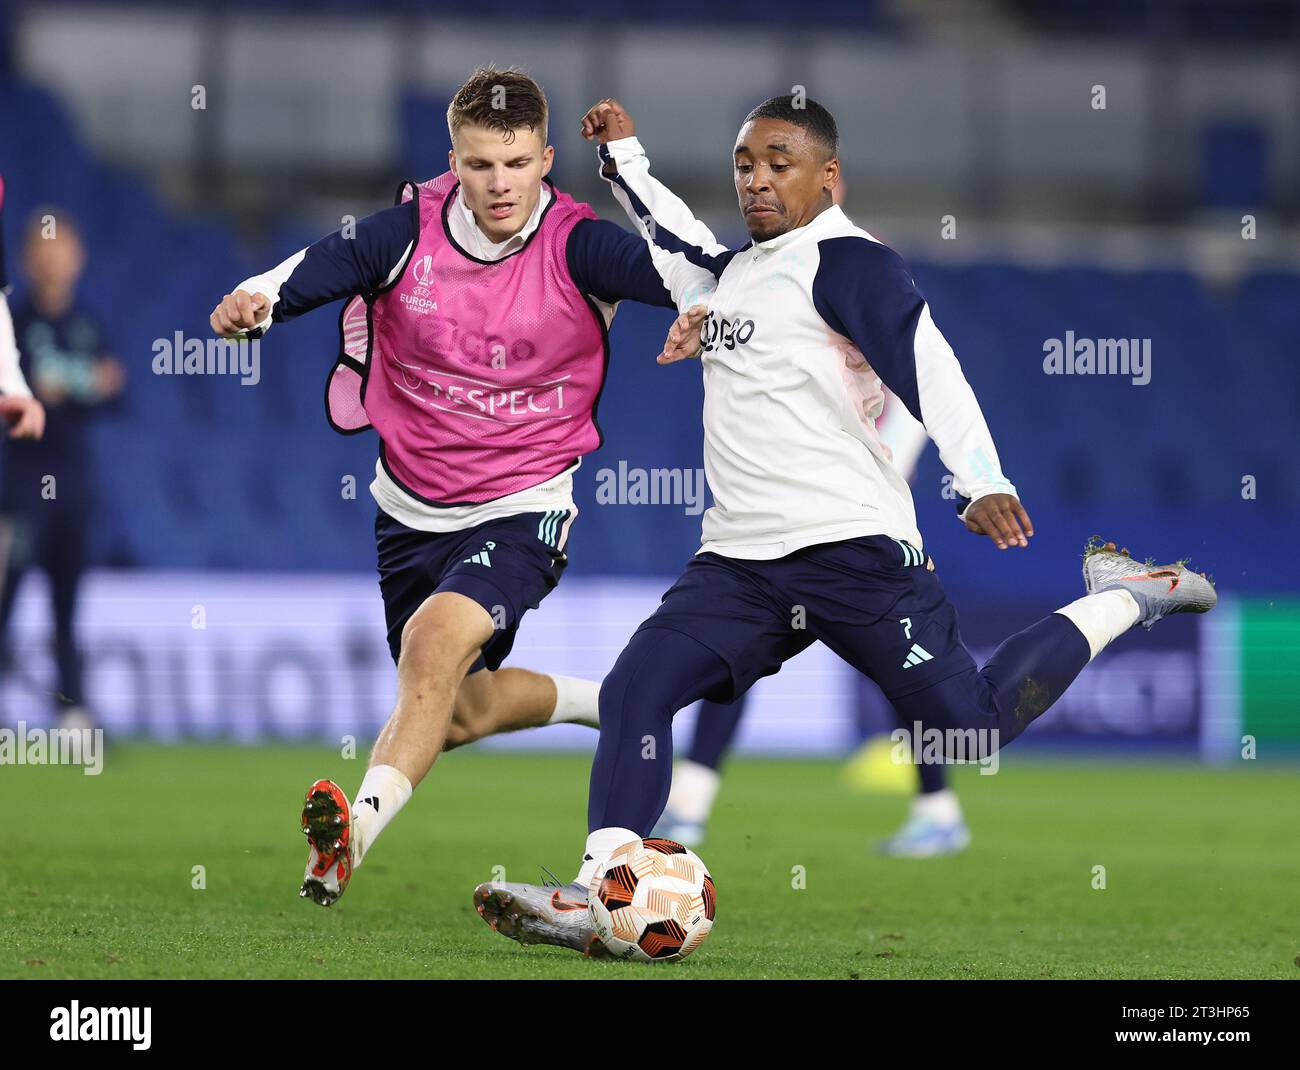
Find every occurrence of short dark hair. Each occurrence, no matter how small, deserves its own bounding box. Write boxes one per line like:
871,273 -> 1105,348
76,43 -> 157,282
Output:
743,95 -> 839,158
447,66 -> 548,146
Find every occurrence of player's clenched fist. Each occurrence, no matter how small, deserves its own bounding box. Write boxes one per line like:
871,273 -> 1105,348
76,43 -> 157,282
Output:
962,492 -> 1033,550
580,99 -> 635,144
210,290 -> 271,338
657,304 -> 709,365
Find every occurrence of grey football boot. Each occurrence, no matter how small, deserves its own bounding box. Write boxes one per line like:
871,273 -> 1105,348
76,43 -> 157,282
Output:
1082,539 -> 1217,629
473,876 -> 610,958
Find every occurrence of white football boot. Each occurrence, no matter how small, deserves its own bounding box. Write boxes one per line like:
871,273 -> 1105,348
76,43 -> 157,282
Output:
1082,539 -> 1217,629
473,875 -> 609,957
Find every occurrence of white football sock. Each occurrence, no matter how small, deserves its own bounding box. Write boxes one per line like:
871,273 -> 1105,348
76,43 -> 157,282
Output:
546,674 -> 600,729
665,759 -> 721,824
574,826 -> 640,889
911,788 -> 962,827
350,764 -> 413,869
1054,589 -> 1140,661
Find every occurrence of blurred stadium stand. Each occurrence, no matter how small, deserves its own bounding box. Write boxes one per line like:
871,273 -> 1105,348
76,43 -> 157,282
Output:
0,3 -> 1297,608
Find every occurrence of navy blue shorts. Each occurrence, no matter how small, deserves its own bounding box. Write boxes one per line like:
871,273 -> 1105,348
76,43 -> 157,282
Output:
374,507 -> 571,672
635,535 -> 975,703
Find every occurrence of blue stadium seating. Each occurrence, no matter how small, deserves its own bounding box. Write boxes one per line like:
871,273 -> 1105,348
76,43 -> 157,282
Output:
0,81 -> 1296,597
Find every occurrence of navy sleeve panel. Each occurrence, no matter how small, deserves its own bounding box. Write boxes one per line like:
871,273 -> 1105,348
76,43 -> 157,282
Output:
566,217 -> 678,310
273,201 -> 417,323
811,236 -> 925,423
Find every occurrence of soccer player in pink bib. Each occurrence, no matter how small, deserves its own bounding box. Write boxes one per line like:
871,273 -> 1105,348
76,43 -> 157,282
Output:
210,69 -> 709,906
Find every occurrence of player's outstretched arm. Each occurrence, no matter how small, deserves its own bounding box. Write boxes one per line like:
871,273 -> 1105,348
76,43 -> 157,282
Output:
575,100 -> 719,314
567,213 -> 715,319
581,99 -> 734,274
812,236 -> 1028,550
877,385 -> 1030,548
209,203 -> 416,339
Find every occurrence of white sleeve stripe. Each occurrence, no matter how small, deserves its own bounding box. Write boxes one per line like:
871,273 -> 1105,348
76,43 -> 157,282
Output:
383,242 -> 414,288
233,247 -> 307,335
599,142 -> 718,311
610,181 -> 714,309
600,138 -> 729,255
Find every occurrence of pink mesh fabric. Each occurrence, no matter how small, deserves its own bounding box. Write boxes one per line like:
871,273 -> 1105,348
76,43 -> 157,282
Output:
325,294 -> 372,432
341,174 -> 605,504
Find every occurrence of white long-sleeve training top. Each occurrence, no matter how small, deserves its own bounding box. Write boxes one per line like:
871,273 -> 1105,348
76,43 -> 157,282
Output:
598,136 -> 1016,559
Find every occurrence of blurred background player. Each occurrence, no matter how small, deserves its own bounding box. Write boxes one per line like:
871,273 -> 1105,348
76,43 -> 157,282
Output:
0,208 -> 123,732
652,177 -> 969,859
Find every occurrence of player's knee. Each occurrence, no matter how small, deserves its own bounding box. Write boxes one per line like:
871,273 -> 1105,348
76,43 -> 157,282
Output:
595,675 -> 623,736
598,649 -> 642,722
443,713 -> 487,750
398,612 -> 478,679
892,670 -> 998,739
442,719 -> 474,750
445,682 -> 493,750
600,632 -> 674,725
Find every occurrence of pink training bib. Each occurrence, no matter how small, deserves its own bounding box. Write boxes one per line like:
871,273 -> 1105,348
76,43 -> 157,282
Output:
325,173 -> 606,505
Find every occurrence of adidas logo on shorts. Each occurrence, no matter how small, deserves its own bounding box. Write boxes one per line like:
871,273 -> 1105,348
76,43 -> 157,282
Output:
902,643 -> 933,669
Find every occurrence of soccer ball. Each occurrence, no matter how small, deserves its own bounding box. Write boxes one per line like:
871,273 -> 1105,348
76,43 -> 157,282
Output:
587,838 -> 716,962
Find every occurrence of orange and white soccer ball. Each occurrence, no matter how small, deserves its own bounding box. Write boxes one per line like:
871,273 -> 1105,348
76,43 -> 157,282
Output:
587,838 -> 716,962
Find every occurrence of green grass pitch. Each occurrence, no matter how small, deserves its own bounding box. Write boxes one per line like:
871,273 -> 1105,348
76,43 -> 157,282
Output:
3,744 -> 1296,979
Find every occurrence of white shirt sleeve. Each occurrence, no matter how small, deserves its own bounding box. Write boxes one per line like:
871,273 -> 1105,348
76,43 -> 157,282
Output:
597,137 -> 719,312
601,137 -> 728,254
0,292 -> 32,397
229,248 -> 308,336
912,305 -> 1017,508
813,235 -> 1017,513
